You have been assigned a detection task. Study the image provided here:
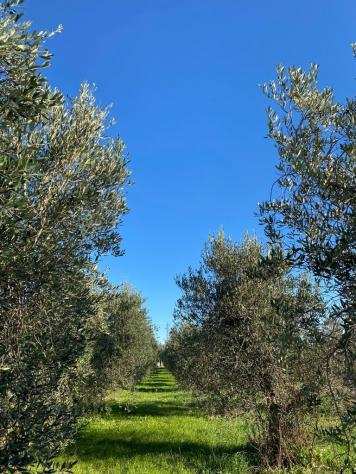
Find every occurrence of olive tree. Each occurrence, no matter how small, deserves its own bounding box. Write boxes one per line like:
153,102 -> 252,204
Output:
0,1 -> 129,470
74,283 -> 158,407
167,234 -> 327,468
259,57 -> 355,463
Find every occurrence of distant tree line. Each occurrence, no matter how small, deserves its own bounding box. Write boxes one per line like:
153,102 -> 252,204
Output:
0,1 -> 157,471
163,53 -> 355,470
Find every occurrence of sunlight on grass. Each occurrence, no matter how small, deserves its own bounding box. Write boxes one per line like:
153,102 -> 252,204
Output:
62,368 -> 253,473
59,369 -> 348,473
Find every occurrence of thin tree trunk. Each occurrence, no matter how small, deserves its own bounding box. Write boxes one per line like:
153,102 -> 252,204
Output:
267,402 -> 283,467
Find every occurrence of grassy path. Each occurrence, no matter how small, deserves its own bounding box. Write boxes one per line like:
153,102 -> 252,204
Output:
65,368 -> 253,473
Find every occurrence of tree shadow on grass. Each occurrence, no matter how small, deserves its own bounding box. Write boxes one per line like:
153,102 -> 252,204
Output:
136,379 -> 178,392
142,376 -> 171,382
68,435 -> 259,472
109,399 -> 194,417
139,381 -> 173,386
67,369 -> 259,471
135,386 -> 178,393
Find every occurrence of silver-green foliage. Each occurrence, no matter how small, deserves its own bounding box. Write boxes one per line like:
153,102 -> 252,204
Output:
259,61 -> 355,352
0,1 -> 129,470
74,282 -> 158,407
259,58 -> 355,465
165,234 -> 327,468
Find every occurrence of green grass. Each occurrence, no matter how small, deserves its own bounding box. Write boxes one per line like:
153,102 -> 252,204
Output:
61,369 -> 347,473
62,368 -> 254,473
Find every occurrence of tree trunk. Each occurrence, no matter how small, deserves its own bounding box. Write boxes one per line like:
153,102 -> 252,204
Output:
267,402 -> 283,467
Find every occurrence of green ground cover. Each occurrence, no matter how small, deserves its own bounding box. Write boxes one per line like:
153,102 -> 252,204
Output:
61,368 -> 343,473
63,368 -> 254,473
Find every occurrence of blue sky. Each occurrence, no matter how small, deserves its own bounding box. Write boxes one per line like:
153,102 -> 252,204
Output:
27,0 -> 355,341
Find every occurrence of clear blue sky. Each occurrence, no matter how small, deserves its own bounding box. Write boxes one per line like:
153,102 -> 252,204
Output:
27,0 -> 355,341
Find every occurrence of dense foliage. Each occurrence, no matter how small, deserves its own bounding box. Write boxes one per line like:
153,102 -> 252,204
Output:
73,283 -> 158,407
0,2 -> 157,471
259,60 -> 355,462
260,63 -> 354,317
163,234 -> 330,467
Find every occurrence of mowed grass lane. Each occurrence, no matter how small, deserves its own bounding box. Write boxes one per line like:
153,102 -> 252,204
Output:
63,368 -> 253,473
